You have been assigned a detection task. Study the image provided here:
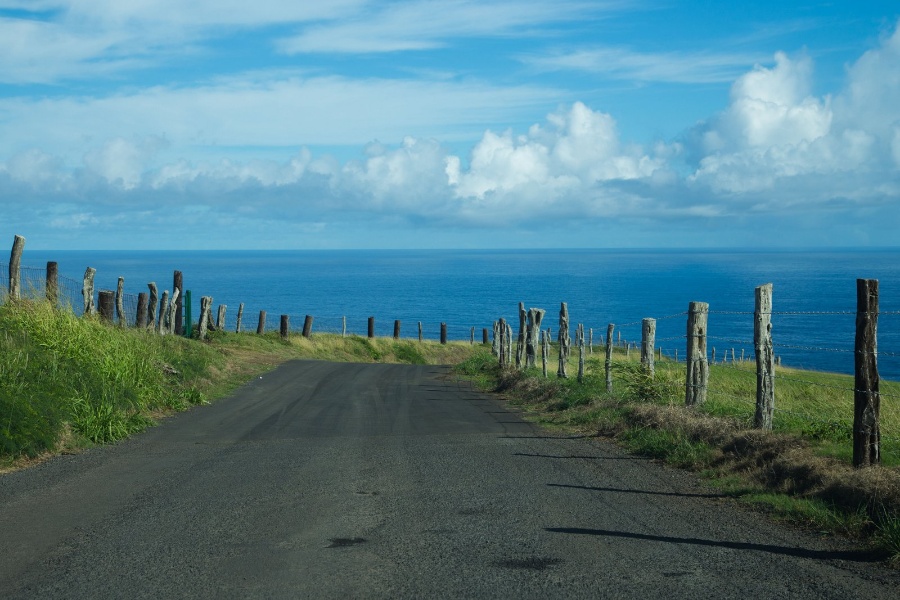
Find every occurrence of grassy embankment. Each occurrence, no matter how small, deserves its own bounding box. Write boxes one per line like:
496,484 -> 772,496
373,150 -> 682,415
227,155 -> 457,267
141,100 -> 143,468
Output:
456,346 -> 900,564
0,298 -> 473,471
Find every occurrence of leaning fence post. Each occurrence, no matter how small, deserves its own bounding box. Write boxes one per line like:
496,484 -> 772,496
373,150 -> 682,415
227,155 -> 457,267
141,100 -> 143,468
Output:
854,279 -> 881,467
46,261 -> 58,306
280,315 -> 290,339
8,235 -> 24,300
82,267 -> 96,316
257,310 -> 266,334
605,323 -> 614,393
236,303 -> 244,333
167,289 -> 180,334
685,302 -> 709,406
754,283 -> 775,430
303,315 -> 314,338
641,318 -> 656,378
158,290 -> 169,334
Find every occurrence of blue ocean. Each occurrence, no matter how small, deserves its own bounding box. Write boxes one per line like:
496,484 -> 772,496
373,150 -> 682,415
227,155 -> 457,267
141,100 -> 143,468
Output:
8,248 -> 900,379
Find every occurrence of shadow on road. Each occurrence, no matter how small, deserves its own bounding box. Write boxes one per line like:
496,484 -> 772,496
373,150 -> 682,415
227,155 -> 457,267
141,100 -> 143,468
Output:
545,527 -> 884,563
547,483 -> 727,499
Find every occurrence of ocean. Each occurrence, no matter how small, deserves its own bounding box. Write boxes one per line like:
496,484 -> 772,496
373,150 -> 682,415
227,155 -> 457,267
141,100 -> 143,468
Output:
6,248 -> 900,379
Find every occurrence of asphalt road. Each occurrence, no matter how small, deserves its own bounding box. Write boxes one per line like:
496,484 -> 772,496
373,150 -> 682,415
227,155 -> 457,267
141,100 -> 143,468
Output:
1,360 -> 898,599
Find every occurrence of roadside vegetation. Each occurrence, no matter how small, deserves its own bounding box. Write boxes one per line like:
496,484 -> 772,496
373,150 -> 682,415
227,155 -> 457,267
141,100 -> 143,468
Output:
0,298 -> 473,472
455,346 -> 900,565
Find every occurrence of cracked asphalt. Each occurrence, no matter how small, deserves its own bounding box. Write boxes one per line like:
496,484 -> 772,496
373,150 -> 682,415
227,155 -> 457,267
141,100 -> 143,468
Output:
1,360 -> 898,598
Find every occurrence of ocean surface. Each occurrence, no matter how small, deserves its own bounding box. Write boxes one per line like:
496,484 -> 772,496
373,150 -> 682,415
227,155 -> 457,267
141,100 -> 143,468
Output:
6,248 -> 900,379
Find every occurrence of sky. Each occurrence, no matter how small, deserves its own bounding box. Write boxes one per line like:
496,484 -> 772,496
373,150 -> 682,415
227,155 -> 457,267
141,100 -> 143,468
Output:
1,1 -> 899,250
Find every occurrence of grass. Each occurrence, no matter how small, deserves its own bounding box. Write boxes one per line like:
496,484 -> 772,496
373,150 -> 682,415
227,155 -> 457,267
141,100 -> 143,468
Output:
0,298 -> 480,471
455,344 -> 900,564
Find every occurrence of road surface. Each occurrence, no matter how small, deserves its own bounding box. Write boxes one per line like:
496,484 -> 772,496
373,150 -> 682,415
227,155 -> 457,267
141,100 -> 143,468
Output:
1,360 -> 898,598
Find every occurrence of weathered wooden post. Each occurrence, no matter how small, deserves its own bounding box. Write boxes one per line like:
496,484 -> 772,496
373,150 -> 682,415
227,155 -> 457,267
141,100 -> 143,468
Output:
577,323 -> 585,383
606,323 -> 614,393
136,293 -> 149,328
167,289 -> 180,334
754,283 -> 775,430
184,290 -> 192,338
158,290 -> 169,334
236,303 -> 244,333
854,279 -> 881,467
303,315 -> 314,338
46,261 -> 58,306
257,310 -> 266,334
440,322 -> 448,345
115,277 -> 125,326
147,282 -> 158,328
367,317 -> 375,339
98,290 -> 115,322
483,328 -> 489,345
280,315 -> 290,339
215,304 -> 226,331
199,296 -> 213,340
418,321 -> 423,342
525,308 -> 546,369
492,321 -> 500,357
557,302 -> 570,378
498,318 -> 507,367
541,329 -> 550,378
685,301 -> 709,406
394,320 -> 401,340
342,316 -> 347,338
470,327 -> 475,345
8,235 -> 25,300
173,271 -> 184,335
589,328 -> 593,355
641,318 -> 656,378
516,302 -> 526,369
82,267 -> 96,315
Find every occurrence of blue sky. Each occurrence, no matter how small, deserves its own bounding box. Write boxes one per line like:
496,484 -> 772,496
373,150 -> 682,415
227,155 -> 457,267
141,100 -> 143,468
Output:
1,1 -> 898,250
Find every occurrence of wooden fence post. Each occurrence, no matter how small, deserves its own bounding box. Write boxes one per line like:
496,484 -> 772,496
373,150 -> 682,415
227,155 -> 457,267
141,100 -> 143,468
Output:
342,316 -> 347,338
685,301 -> 709,406
557,302 -> 570,378
605,323 -> 614,393
483,328 -> 489,345
418,321 -> 423,342
754,283 -> 775,430
541,329 -> 550,378
257,310 -> 266,334
115,277 -> 125,326
440,322 -> 447,345
147,282 -> 158,328
8,235 -> 24,300
280,315 -> 290,339
98,290 -> 115,322
82,267 -> 96,315
394,320 -> 401,340
215,304 -> 226,331
158,290 -> 169,334
492,321 -> 500,357
199,296 -> 212,340
854,278 -> 880,467
236,303 -> 244,333
166,289 -> 179,334
46,261 -> 58,306
184,290 -> 192,337
470,327 -> 475,345
136,293 -> 149,328
577,323 -> 585,383
498,318 -> 507,366
303,315 -> 314,338
641,318 -> 656,378
525,308 -> 545,369
368,317 -> 375,339
516,302 -> 526,369
173,271 -> 184,335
